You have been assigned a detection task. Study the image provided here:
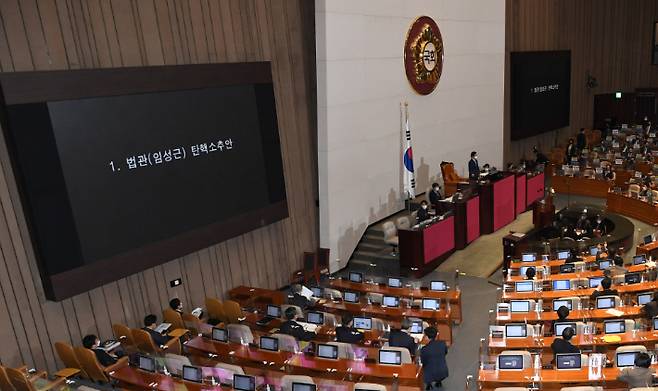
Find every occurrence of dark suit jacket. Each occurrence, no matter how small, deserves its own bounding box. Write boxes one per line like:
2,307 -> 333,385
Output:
468,159 -> 480,180
566,144 -> 577,158
550,338 -> 580,356
590,288 -> 619,301
420,340 -> 448,384
335,326 -> 364,344
92,348 -> 117,367
577,133 -> 586,150
417,208 -> 430,222
143,327 -> 172,347
279,320 -> 315,341
388,330 -> 417,355
289,293 -> 311,310
429,190 -> 443,205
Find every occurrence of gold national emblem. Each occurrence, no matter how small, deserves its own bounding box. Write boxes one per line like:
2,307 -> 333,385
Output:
404,16 -> 444,95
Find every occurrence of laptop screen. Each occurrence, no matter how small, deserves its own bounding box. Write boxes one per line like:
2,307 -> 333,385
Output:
182,365 -> 202,383
311,287 -> 323,298
604,320 -> 625,334
644,234 -> 654,244
625,273 -> 641,284
211,327 -> 228,342
292,383 -> 316,391
382,296 -> 399,307
353,317 -> 372,330
638,293 -> 652,306
344,291 -> 359,303
559,263 -> 575,273
409,321 -> 423,334
233,374 -> 256,391
616,351 -> 638,367
379,350 -> 402,365
498,354 -> 524,370
421,298 -> 439,310
521,253 -> 536,262
349,272 -> 363,283
633,255 -> 646,265
505,324 -> 527,338
138,355 -> 155,372
515,281 -> 534,292
590,246 -> 599,255
556,353 -> 581,369
589,277 -> 604,288
430,281 -> 447,291
317,344 -> 338,359
654,317 -> 658,331
306,312 -> 324,325
266,305 -> 281,318
552,299 -> 572,311
552,280 -> 571,291
510,300 -> 531,312
597,297 -> 616,309
259,336 -> 279,351
598,260 -> 611,270
388,277 -> 402,288
557,250 -> 570,260
555,322 -> 577,336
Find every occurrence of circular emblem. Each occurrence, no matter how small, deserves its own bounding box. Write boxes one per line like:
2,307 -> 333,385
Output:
404,16 -> 444,95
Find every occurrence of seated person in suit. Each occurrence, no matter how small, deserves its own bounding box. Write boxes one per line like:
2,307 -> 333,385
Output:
289,284 -> 312,310
617,352 -> 656,389
604,167 -> 616,181
575,213 -> 591,234
468,151 -> 480,180
420,326 -> 448,390
417,200 -> 431,223
642,292 -> 658,319
82,334 -> 121,367
279,307 -> 315,341
524,267 -> 536,280
429,183 -> 443,205
335,313 -> 365,344
590,277 -> 618,301
388,318 -> 417,355
550,326 -> 580,357
142,314 -> 173,347
170,297 -> 202,319
564,248 -> 582,264
591,215 -> 606,235
551,305 -> 570,335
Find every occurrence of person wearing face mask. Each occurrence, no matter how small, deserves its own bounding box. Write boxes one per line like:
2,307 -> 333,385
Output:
592,215 -> 606,236
429,182 -> 443,205
417,200 -> 431,223
468,151 -> 480,180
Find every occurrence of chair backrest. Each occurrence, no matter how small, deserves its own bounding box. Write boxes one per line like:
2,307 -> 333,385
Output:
303,252 -> 317,271
366,293 -> 383,305
396,216 -> 411,230
615,345 -> 648,367
325,341 -> 355,359
214,362 -> 245,377
270,333 -> 299,352
624,319 -> 636,334
280,375 -> 315,391
652,190 -> 658,200
112,323 -> 136,348
353,383 -> 387,391
371,318 -> 386,332
494,388 -> 530,391
379,346 -> 412,364
440,162 -> 460,182
322,312 -> 337,327
382,222 -> 397,239
223,300 -> 243,324
0,366 -> 16,391
559,387 -> 603,391
323,288 -> 342,300
317,248 -> 330,272
164,353 -> 192,376
162,308 -> 186,330
227,324 -> 254,344
73,347 -> 110,383
5,367 -> 33,391
131,328 -> 159,354
54,341 -> 87,378
205,298 -> 227,323
281,305 -> 303,319
499,350 -> 532,370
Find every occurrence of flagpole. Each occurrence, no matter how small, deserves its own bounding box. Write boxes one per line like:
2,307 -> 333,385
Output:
404,101 -> 411,212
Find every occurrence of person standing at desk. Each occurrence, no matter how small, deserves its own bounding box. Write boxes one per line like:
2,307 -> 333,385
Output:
576,128 -> 586,151
420,326 -> 448,390
468,151 -> 480,180
417,200 -> 431,222
565,138 -> 577,163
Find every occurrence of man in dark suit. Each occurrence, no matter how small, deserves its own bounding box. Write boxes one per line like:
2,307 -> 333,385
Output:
83,334 -> 118,367
576,128 -> 586,151
280,307 -> 315,341
420,326 -> 448,390
335,313 -> 365,344
565,138 -> 577,162
550,326 -> 580,357
590,277 -> 618,301
468,151 -> 480,180
417,200 -> 431,222
429,183 -> 443,205
142,314 -> 173,347
388,318 -> 417,355
289,284 -> 312,310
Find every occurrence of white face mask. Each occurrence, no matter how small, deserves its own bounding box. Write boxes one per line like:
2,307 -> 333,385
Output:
434,187 -> 439,191
421,205 -> 427,210
474,156 -> 478,160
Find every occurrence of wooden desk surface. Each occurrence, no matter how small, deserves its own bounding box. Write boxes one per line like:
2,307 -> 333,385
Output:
228,286 -> 286,306
607,191 -> 658,225
110,365 -> 223,391
508,255 -> 598,269
489,330 -> 658,351
506,264 -> 648,282
496,306 -> 643,323
185,336 -> 421,383
502,280 -> 658,300
637,240 -> 658,255
552,175 -> 611,198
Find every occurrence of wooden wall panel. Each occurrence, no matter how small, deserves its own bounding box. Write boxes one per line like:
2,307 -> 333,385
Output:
0,0 -> 318,372
504,0 -> 658,164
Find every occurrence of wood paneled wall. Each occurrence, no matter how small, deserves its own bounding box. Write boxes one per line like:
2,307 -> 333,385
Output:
0,0 -> 317,372
504,0 -> 658,164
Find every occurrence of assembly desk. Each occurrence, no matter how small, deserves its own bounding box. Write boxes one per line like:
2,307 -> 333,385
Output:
502,280 -> 658,301
495,306 -> 643,324
506,263 -> 648,282
607,191 -> 658,225
398,215 -> 455,276
551,175 -> 612,198
637,240 -> 658,258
